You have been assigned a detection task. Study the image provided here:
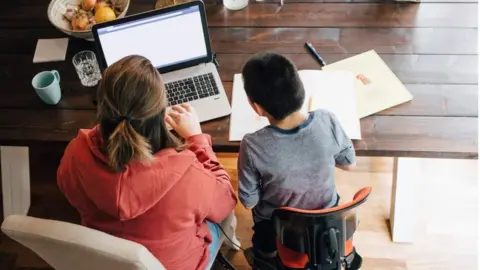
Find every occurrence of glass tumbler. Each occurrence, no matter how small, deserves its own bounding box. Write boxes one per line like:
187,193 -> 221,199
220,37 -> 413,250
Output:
72,50 -> 102,87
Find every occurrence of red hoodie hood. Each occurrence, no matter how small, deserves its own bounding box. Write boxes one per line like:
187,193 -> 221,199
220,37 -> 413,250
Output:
63,126 -> 196,221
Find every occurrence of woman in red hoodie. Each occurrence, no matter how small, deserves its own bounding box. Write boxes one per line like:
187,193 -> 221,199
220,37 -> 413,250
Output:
57,55 -> 238,269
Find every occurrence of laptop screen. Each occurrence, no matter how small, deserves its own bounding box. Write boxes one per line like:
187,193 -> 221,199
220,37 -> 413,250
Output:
95,5 -> 208,69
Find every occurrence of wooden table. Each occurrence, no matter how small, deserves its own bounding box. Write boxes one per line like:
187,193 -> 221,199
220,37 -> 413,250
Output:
1,0 -> 477,243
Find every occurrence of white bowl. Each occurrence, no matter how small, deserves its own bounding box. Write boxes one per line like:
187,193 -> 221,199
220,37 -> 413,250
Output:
47,0 -> 130,41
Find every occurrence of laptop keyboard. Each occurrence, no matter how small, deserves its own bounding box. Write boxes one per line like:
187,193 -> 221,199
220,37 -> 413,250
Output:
165,73 -> 220,106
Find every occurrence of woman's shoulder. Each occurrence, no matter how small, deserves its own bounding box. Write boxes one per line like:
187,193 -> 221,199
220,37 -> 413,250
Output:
63,127 -> 96,155
62,126 -> 106,161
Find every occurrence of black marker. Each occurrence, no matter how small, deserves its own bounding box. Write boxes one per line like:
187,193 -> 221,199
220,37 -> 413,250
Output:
304,42 -> 326,67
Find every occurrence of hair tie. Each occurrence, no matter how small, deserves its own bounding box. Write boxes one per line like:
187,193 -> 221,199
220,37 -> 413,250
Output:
117,116 -> 131,122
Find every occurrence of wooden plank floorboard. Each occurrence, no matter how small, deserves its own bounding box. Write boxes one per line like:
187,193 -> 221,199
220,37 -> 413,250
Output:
215,54 -> 477,84
0,54 -> 476,84
209,28 -> 478,55
205,3 -> 478,28
375,84 -> 478,117
0,111 -> 476,158
3,3 -> 478,28
247,0 -> 475,2
1,27 -> 478,55
0,83 -> 477,118
7,0 -> 479,4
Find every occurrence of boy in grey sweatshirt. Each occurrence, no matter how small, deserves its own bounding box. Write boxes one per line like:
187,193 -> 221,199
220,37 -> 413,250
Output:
238,52 -> 357,267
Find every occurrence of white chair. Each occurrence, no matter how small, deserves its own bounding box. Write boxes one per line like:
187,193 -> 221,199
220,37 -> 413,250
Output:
1,214 -> 240,270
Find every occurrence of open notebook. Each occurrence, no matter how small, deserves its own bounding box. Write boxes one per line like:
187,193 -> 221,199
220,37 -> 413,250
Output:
229,70 -> 362,141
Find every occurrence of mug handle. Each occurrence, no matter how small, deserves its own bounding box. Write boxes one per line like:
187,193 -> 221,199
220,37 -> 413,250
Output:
51,70 -> 60,84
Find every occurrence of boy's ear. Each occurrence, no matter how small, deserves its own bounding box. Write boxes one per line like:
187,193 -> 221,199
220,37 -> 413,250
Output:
253,103 -> 265,116
248,98 -> 265,116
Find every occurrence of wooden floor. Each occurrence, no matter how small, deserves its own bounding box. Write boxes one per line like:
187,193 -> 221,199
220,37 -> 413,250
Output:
0,148 -> 477,269
218,154 -> 478,270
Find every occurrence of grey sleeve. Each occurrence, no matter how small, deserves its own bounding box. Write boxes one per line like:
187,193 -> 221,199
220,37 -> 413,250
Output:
329,112 -> 356,165
237,139 -> 261,208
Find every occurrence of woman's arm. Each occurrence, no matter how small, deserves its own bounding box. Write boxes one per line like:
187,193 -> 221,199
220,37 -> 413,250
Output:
187,134 -> 230,182
187,134 -> 238,223
167,104 -> 237,222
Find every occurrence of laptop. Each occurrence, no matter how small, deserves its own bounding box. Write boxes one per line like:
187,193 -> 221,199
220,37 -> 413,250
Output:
91,1 -> 231,123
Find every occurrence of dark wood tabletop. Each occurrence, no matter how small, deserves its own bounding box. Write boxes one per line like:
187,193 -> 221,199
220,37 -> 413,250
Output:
1,0 -> 478,159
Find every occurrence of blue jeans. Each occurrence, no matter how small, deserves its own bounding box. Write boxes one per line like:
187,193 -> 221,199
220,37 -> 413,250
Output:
206,221 -> 221,269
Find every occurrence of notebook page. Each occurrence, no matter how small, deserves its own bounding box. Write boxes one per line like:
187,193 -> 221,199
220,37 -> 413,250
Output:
298,70 -> 362,140
229,74 -> 270,141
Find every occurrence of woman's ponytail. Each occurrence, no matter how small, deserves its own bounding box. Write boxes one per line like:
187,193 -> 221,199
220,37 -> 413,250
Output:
106,119 -> 153,171
97,55 -> 185,171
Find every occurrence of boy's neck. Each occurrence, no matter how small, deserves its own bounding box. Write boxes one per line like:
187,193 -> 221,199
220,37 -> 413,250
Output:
268,111 -> 309,130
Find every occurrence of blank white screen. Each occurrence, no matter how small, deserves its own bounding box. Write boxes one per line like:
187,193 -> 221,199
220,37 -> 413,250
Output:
97,6 -> 207,68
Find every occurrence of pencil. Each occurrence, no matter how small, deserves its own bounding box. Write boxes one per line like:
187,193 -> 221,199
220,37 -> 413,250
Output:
308,96 -> 315,112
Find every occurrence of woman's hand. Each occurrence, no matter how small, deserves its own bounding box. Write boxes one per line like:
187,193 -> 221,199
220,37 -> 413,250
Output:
165,104 -> 202,138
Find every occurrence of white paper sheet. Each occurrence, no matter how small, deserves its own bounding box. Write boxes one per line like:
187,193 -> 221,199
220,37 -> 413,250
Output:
229,74 -> 270,141
229,70 -> 362,141
299,70 -> 362,140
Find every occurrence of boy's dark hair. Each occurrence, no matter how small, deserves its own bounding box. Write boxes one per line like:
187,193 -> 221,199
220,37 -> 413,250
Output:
241,52 -> 305,121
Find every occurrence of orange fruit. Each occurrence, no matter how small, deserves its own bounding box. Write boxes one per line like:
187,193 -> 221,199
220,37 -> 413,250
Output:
94,7 -> 116,23
82,0 -> 97,11
95,1 -> 109,12
71,12 -> 89,30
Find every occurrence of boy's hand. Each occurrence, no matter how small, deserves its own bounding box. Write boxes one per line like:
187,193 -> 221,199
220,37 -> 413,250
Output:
166,104 -> 202,139
335,163 -> 356,171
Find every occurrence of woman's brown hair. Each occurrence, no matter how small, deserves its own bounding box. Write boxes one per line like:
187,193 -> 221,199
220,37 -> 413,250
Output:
96,55 -> 183,171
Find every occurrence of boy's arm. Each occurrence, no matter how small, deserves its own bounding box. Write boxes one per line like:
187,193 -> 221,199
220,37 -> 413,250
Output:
336,163 -> 355,171
237,139 -> 261,209
330,112 -> 356,171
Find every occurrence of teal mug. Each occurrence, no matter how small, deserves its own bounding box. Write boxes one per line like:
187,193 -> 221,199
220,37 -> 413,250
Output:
31,70 -> 61,105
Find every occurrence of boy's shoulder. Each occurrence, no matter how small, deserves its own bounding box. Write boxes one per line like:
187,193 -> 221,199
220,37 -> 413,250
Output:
311,108 -> 334,120
242,125 -> 271,145
241,109 -> 335,143
311,109 -> 340,128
